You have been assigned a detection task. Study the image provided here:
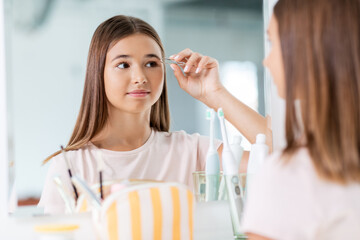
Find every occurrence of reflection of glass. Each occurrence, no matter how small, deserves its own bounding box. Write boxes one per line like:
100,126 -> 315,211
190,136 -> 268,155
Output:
192,171 -> 207,202
192,171 -> 247,202
192,171 -> 248,239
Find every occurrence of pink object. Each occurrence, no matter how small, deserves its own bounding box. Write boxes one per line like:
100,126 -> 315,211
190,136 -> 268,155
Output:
110,183 -> 127,193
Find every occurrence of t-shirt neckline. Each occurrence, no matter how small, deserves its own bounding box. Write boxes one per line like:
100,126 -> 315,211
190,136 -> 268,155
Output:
88,129 -> 155,156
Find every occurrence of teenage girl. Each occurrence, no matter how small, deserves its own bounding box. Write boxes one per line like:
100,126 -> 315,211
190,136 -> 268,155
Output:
39,15 -> 224,214
170,0 -> 360,238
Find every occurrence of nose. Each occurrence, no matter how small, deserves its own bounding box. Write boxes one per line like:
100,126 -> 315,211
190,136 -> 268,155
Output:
132,66 -> 147,85
134,78 -> 147,84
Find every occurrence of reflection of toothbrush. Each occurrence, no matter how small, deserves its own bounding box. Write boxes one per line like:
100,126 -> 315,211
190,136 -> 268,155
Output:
53,176 -> 75,213
205,109 -> 220,201
71,176 -> 102,209
97,152 -> 104,200
217,108 -> 244,236
61,146 -> 79,201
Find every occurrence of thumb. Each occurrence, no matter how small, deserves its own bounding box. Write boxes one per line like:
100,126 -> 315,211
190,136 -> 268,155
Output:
170,64 -> 188,89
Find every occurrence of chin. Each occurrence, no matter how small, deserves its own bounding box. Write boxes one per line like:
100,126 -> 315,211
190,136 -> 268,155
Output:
124,104 -> 153,114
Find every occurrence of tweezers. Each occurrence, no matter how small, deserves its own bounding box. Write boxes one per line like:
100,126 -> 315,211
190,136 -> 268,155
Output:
161,58 -> 186,66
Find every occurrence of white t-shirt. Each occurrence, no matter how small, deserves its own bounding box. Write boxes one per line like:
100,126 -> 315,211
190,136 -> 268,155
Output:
241,148 -> 360,240
38,130 -> 221,214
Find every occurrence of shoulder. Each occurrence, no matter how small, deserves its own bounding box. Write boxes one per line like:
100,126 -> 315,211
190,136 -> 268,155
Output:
250,148 -> 317,202
47,143 -> 98,169
243,148 -> 360,238
157,130 -> 222,148
154,130 -> 204,143
153,130 -> 221,154
259,148 -> 315,180
242,148 -> 319,238
154,130 -> 220,147
155,130 -> 200,139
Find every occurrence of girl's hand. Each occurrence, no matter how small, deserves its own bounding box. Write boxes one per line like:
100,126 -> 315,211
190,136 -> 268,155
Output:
169,48 -> 225,105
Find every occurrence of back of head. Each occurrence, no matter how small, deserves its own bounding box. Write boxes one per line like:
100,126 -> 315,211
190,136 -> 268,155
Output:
274,0 -> 360,183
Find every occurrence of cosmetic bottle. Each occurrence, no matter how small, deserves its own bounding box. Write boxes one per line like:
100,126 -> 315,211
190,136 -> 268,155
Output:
229,135 -> 244,172
245,134 -> 269,199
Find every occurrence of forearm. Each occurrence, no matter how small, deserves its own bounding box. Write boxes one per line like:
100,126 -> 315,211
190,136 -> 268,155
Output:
169,49 -> 272,149
203,87 -> 272,149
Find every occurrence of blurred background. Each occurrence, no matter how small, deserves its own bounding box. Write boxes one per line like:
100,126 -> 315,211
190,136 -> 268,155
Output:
3,0 -> 264,206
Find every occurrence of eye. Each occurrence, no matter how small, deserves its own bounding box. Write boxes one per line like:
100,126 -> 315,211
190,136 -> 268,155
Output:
117,62 -> 130,69
145,61 -> 159,68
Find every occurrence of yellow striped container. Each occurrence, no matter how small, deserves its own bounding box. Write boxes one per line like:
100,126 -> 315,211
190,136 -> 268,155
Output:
75,180 -> 159,213
91,182 -> 194,240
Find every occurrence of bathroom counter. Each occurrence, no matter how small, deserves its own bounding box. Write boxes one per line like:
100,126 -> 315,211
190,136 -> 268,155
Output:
1,211 -> 96,240
0,201 -> 239,240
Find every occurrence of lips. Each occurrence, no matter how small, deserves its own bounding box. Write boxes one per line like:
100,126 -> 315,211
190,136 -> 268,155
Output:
127,90 -> 150,97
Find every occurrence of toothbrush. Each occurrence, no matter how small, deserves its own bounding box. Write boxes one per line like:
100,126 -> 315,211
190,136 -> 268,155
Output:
53,176 -> 75,213
218,176 -> 227,200
96,151 -> 104,200
61,145 -> 79,201
217,108 -> 244,236
71,175 -> 102,209
205,109 -> 220,201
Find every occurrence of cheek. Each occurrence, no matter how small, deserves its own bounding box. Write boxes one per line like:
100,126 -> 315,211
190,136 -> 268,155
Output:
273,49 -> 286,98
264,50 -> 279,82
148,68 -> 164,92
265,48 -> 286,98
104,69 -> 127,100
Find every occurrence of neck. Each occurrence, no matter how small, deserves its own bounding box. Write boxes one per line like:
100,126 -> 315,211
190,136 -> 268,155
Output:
91,106 -> 152,151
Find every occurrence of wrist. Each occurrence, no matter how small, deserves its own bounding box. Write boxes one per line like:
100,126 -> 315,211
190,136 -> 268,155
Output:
200,86 -> 229,110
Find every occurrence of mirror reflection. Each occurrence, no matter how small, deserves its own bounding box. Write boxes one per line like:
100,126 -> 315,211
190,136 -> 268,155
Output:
5,0 -> 263,214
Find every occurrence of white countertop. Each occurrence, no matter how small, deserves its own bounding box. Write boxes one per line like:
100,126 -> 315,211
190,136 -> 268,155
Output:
1,202 -> 242,240
1,211 -> 96,240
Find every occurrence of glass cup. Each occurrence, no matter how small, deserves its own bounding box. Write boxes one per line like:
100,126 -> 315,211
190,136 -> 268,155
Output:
192,171 -> 247,202
192,171 -> 248,239
192,171 -> 208,202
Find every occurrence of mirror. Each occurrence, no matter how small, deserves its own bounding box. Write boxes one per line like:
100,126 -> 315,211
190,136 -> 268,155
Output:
4,0 -> 264,214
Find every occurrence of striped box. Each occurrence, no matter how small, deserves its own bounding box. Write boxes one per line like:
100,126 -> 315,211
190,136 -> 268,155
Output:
89,182 -> 194,240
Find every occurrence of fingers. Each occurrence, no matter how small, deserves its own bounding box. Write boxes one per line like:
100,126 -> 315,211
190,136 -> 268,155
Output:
170,64 -> 187,89
170,48 -> 200,73
195,56 -> 209,73
169,48 -> 194,62
170,48 -> 219,74
183,52 -> 202,73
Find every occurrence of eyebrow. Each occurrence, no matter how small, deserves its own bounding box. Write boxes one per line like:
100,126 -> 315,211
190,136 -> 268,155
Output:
111,53 -> 161,62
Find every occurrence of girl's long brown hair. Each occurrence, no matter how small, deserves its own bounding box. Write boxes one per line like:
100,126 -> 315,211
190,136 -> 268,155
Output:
44,15 -> 170,163
274,0 -> 360,183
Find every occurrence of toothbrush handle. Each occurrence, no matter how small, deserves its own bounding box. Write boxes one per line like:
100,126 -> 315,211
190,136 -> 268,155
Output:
205,174 -> 220,201
53,176 -> 75,213
224,175 -> 244,236
217,177 -> 227,200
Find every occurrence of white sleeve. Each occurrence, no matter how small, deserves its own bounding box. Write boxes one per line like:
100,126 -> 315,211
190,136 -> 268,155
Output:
37,154 -> 74,214
241,153 -> 313,240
